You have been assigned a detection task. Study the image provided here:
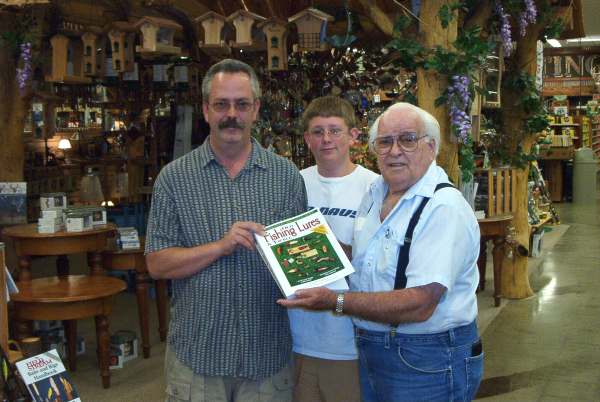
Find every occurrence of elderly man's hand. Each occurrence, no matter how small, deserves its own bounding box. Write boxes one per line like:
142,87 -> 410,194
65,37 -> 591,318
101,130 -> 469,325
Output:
277,287 -> 337,311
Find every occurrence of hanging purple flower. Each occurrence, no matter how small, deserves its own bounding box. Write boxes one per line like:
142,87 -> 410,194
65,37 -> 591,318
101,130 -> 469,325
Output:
447,75 -> 471,144
16,42 -> 32,94
519,0 -> 537,37
495,1 -> 513,56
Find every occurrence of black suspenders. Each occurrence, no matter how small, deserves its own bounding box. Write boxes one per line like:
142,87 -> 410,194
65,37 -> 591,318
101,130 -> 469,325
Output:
393,183 -> 456,290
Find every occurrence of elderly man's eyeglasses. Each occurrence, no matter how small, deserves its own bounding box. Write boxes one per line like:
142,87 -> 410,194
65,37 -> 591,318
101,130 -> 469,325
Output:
210,100 -> 255,113
373,132 -> 428,154
308,127 -> 345,138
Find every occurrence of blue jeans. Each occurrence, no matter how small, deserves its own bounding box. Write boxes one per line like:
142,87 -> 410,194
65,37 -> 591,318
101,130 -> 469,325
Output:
356,321 -> 483,402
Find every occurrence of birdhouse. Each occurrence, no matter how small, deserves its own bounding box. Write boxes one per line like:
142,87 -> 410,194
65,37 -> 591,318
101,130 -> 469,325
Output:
259,19 -> 288,71
81,32 -> 106,77
106,22 -> 136,73
288,7 -> 333,52
135,16 -> 182,56
46,34 -> 91,83
227,9 -> 266,48
196,11 -> 227,47
482,42 -> 504,109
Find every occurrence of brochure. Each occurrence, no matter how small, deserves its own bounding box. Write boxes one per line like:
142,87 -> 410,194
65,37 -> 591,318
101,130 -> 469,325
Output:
15,349 -> 81,402
254,209 -> 354,297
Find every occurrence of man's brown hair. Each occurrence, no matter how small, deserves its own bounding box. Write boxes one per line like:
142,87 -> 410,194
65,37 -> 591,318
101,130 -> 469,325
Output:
300,96 -> 358,132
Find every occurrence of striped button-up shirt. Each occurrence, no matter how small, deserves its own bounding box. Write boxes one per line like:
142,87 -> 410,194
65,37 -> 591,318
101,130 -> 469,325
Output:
145,137 -> 307,379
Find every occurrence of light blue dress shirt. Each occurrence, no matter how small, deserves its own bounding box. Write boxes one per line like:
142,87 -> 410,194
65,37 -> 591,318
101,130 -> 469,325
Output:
350,162 -> 480,334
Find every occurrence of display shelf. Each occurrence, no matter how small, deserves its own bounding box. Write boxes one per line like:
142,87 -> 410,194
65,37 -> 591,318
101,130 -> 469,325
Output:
549,123 -> 580,127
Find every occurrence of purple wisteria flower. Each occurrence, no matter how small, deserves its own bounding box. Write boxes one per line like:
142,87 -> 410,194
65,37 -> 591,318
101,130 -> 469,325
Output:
16,42 -> 32,94
447,75 -> 471,144
495,1 -> 513,56
519,0 -> 538,37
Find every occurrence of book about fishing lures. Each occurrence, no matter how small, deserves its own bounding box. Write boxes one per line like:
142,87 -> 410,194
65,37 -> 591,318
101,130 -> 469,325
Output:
255,208 -> 355,297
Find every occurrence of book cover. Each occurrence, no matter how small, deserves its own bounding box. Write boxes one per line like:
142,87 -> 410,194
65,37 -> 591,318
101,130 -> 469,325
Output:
255,209 -> 354,297
15,349 -> 81,402
0,182 -> 27,225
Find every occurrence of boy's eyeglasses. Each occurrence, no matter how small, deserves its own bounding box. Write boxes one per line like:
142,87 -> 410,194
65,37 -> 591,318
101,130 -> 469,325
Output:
308,128 -> 345,138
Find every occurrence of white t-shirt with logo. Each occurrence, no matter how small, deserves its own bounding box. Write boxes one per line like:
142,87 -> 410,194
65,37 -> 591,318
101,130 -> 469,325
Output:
288,164 -> 379,360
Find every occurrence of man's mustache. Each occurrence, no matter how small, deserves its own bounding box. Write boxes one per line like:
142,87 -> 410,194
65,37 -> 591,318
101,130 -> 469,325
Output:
219,118 -> 245,130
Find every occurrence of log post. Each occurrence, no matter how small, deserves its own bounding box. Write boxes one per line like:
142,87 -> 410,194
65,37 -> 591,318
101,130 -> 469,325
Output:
0,15 -> 28,182
416,0 -> 459,183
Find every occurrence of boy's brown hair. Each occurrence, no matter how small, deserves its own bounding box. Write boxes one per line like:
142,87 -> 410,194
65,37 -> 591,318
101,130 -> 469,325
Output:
300,96 -> 358,132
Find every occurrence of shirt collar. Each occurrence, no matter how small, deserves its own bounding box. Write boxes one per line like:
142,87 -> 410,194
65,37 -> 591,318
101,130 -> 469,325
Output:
369,160 -> 445,203
198,136 -> 269,170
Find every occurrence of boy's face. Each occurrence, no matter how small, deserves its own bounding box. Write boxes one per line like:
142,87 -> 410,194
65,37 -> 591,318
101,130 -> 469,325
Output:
304,116 -> 358,168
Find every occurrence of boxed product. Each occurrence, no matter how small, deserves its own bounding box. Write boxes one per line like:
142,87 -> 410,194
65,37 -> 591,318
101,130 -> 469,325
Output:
39,192 -> 67,211
66,212 -> 93,232
109,330 -> 138,369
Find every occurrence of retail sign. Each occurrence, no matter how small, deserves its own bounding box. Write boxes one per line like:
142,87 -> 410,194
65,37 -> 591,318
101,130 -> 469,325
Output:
543,47 -> 600,96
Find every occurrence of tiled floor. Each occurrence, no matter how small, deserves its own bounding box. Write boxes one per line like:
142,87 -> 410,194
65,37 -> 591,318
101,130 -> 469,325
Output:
476,199 -> 600,401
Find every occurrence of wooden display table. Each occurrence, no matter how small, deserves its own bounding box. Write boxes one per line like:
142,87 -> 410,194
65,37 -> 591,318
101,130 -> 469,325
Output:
478,215 -> 513,307
11,275 -> 126,388
103,243 -> 168,358
2,223 -> 116,281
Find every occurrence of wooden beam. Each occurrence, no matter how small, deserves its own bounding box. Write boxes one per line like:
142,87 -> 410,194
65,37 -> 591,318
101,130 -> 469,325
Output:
356,0 -> 393,36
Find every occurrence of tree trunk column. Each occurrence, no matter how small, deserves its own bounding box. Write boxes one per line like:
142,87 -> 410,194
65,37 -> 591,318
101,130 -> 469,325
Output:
416,0 -> 459,183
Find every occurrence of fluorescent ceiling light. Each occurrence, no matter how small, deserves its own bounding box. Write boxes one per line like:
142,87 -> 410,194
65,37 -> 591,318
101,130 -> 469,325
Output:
547,39 -> 562,47
566,36 -> 600,42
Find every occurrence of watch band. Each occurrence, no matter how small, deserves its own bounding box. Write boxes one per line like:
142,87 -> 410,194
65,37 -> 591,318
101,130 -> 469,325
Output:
334,293 -> 345,315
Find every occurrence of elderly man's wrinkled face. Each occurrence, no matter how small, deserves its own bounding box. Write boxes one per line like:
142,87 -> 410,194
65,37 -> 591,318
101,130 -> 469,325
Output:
375,109 -> 436,195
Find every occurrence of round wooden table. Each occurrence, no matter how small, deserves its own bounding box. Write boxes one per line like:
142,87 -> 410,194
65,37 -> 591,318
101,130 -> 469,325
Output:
102,242 -> 168,358
2,223 -> 116,281
478,215 -> 513,307
11,275 -> 127,388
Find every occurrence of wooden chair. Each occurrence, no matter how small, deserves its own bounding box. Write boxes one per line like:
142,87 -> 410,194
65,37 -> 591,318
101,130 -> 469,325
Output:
482,167 -> 517,217
11,275 -> 126,388
102,240 -> 168,358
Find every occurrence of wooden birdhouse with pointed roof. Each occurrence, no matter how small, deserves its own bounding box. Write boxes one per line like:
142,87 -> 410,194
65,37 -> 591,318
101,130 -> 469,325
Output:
196,11 -> 227,47
81,31 -> 106,77
46,34 -> 91,83
288,7 -> 333,52
227,9 -> 266,48
259,19 -> 288,71
135,16 -> 182,56
106,21 -> 136,73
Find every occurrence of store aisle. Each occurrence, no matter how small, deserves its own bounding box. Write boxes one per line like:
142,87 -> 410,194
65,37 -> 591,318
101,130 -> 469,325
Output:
476,200 -> 600,401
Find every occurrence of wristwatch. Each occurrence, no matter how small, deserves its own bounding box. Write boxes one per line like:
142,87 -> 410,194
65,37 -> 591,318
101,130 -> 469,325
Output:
334,292 -> 345,315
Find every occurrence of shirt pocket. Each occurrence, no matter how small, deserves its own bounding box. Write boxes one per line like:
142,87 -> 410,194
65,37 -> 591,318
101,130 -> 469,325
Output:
377,228 -> 405,285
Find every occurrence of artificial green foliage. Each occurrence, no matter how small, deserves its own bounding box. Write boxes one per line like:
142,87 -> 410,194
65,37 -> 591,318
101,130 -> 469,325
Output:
503,71 -> 549,135
437,2 -> 466,29
459,136 -> 476,182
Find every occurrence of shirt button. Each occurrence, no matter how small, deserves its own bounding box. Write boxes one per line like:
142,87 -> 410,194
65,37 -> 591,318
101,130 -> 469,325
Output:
367,262 -> 372,267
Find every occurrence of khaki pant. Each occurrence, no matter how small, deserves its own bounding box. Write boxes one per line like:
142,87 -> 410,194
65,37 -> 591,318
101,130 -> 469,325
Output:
164,345 -> 293,402
293,353 -> 360,402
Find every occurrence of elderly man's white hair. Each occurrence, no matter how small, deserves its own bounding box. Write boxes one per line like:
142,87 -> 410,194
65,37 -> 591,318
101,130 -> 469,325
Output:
368,102 -> 441,156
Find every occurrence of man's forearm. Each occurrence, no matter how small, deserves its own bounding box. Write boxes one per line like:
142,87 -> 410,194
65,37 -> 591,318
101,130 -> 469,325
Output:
146,240 -> 225,279
343,284 -> 444,324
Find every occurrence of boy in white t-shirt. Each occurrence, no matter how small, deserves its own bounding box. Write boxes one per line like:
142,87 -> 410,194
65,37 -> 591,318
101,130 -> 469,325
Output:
290,96 -> 378,402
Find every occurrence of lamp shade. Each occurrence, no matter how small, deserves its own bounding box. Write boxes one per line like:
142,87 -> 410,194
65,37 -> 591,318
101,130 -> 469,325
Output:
79,169 -> 104,205
58,138 -> 72,149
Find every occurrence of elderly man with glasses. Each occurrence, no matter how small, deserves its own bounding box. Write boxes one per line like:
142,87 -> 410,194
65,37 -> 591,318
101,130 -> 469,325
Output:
146,59 -> 307,402
279,102 -> 483,402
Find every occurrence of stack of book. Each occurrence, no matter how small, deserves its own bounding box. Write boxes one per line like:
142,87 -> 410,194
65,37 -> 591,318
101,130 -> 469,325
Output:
38,193 -> 67,233
117,227 -> 140,249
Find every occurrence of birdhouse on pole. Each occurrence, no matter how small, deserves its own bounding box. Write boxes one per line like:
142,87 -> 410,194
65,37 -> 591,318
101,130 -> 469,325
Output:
135,16 -> 182,56
259,19 -> 288,71
106,21 -> 136,73
46,34 -> 91,83
288,7 -> 333,52
81,31 -> 106,77
227,9 -> 266,48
